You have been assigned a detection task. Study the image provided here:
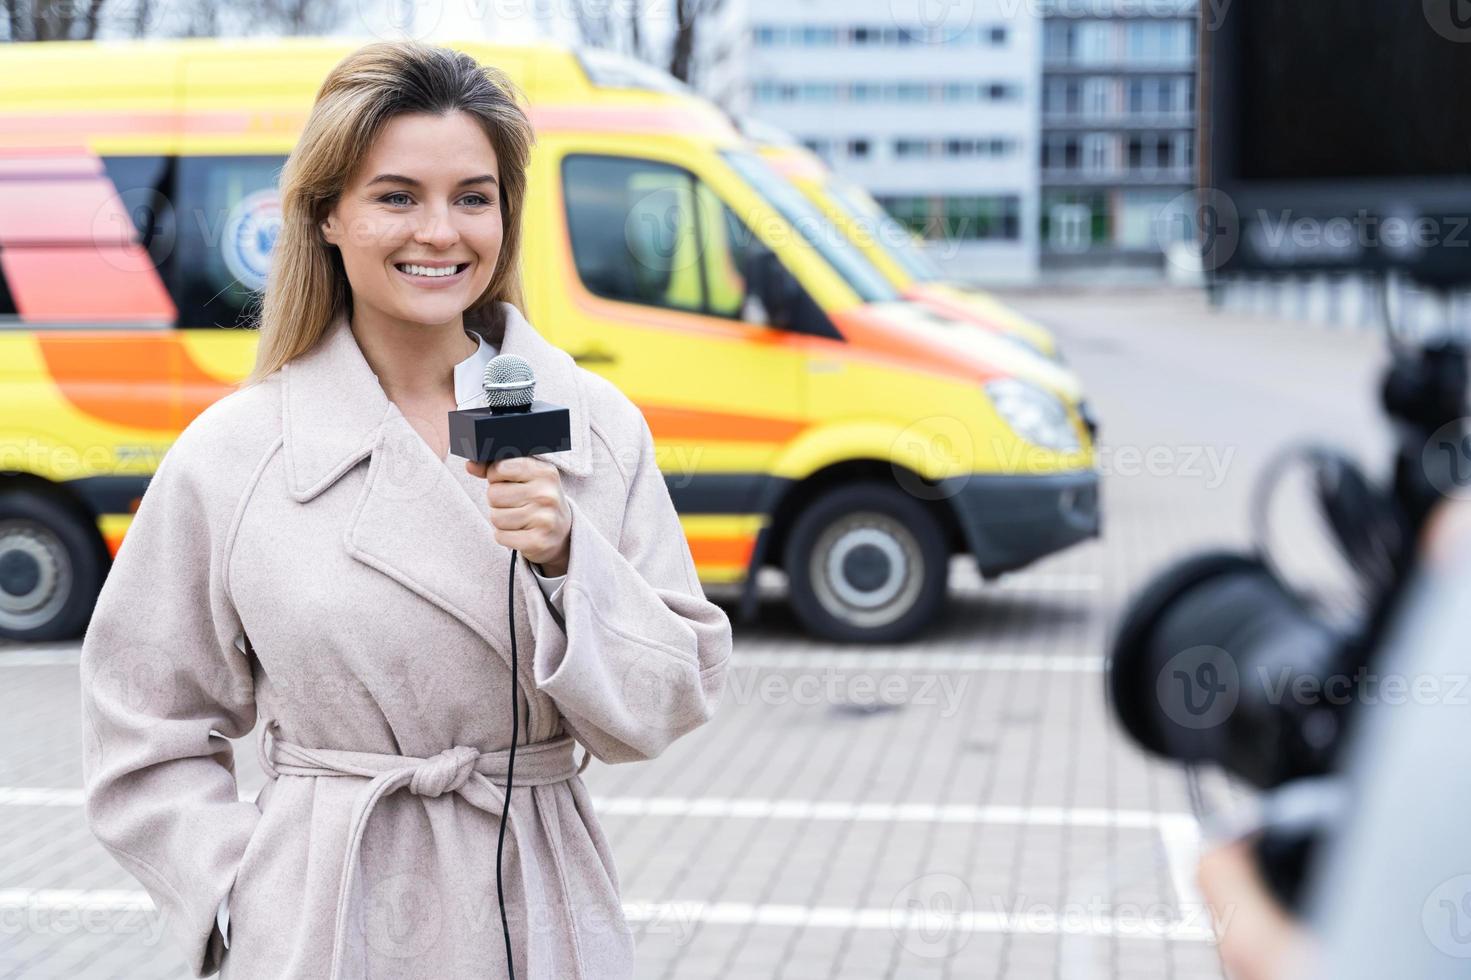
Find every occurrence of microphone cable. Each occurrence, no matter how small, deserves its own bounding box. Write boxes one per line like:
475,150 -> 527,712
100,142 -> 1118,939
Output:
496,550 -> 521,980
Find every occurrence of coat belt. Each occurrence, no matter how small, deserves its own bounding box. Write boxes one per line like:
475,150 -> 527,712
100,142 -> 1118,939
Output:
254,717 -> 592,980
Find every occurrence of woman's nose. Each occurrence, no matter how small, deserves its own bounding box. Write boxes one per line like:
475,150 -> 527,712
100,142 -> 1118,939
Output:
413,206 -> 460,248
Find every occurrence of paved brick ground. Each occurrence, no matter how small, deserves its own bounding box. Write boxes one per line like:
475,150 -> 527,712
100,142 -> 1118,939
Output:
0,289 -> 1391,978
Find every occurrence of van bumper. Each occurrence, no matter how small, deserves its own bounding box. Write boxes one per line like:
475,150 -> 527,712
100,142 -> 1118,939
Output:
938,470 -> 1101,576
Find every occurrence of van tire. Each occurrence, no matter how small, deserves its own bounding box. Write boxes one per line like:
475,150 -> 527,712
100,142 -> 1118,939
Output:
0,490 -> 106,642
783,483 -> 948,644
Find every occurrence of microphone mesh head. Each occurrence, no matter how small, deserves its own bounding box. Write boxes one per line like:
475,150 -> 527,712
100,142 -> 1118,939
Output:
483,353 -> 535,409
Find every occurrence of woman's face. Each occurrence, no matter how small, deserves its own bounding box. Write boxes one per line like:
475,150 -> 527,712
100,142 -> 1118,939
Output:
321,110 -> 504,329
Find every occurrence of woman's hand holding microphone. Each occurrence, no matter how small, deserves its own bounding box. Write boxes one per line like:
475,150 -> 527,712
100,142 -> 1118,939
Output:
466,455 -> 572,575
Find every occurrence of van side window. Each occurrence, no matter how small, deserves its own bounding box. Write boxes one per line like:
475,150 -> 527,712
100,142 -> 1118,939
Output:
563,155 -> 699,314
562,154 -> 763,323
173,156 -> 285,329
100,155 -> 175,271
697,181 -> 760,319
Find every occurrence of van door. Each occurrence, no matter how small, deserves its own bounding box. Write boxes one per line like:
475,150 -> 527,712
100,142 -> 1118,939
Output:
544,149 -> 810,585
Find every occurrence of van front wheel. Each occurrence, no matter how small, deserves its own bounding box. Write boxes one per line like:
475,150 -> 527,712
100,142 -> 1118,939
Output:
783,483 -> 948,644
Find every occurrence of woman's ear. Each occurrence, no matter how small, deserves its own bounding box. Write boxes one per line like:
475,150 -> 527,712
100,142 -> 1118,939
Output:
319,216 -> 336,246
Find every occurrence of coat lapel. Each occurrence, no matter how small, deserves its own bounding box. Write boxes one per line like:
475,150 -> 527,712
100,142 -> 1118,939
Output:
279,302 -> 592,676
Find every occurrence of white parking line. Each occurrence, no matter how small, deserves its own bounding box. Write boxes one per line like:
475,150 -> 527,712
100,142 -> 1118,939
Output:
993,573 -> 1103,592
0,890 -> 1213,942
1157,814 -> 1206,910
731,653 -> 1104,672
0,646 -> 80,666
0,787 -> 83,806
1,790 -> 1207,941
623,899 -> 1212,941
0,787 -> 1193,833
594,797 -> 1188,829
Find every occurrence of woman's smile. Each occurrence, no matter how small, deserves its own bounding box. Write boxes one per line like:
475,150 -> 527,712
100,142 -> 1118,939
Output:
393,259 -> 472,288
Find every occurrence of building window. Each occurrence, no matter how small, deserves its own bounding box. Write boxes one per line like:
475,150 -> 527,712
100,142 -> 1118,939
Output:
1083,77 -> 1111,116
848,138 -> 870,160
1045,22 -> 1076,62
1042,191 -> 1111,250
1125,20 -> 1194,65
801,138 -> 834,163
1175,132 -> 1194,170
1121,133 -> 1194,173
1078,21 -> 1113,64
1042,135 -> 1082,171
756,78 -> 1028,105
877,195 -> 932,237
944,196 -> 1020,240
1044,78 -> 1081,116
1083,133 -> 1112,173
989,25 -> 1008,44
874,195 -> 1021,242
893,137 -> 1016,160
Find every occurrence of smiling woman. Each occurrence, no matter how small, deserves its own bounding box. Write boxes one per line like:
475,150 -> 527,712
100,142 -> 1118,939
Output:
77,39 -> 732,980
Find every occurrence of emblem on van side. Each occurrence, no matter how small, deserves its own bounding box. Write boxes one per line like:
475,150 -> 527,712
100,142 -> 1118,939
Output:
223,188 -> 282,293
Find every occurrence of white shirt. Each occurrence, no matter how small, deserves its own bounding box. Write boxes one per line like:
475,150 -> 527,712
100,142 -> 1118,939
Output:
217,326 -> 566,949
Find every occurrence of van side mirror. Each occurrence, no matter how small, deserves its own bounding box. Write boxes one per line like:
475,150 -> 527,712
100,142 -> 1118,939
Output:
743,250 -> 799,330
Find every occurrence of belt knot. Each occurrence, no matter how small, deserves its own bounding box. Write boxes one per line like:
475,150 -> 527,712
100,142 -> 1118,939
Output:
408,744 -> 480,798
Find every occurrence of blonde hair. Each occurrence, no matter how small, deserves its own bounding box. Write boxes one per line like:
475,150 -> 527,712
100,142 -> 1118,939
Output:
241,40 -> 535,389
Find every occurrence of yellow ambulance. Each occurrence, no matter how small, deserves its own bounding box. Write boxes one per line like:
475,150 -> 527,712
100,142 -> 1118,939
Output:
0,38 -> 1099,644
744,121 -> 1066,361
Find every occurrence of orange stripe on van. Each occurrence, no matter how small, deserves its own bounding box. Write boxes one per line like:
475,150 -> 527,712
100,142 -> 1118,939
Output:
38,333 -> 234,430
687,535 -> 755,567
829,306 -> 1006,385
639,404 -> 807,443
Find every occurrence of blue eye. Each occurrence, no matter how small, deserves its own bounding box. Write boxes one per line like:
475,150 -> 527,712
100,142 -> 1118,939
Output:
380,192 -> 491,207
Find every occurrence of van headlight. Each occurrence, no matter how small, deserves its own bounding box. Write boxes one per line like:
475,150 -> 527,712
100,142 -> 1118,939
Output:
985,379 -> 1081,453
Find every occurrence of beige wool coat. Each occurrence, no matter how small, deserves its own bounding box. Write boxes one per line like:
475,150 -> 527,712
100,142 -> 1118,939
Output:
79,301 -> 733,979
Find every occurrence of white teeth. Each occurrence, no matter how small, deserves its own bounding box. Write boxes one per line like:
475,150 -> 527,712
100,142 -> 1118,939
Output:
397,263 -> 462,278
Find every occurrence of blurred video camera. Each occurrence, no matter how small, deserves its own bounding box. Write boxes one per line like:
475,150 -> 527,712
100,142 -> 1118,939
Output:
1107,0 -> 1471,908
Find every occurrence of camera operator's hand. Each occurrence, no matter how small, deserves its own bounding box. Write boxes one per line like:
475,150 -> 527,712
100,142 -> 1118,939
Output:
1198,839 -> 1315,980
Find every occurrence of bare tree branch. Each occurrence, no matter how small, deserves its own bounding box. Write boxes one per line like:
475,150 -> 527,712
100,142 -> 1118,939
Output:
4,0 -> 26,42
573,0 -> 613,49
627,0 -> 642,60
82,0 -> 105,38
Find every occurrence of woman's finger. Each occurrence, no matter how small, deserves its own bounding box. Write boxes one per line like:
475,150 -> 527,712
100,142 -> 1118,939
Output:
489,501 -> 540,531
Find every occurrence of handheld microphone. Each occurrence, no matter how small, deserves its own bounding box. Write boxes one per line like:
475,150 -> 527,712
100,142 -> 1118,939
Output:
447,352 -> 572,980
448,353 -> 572,464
